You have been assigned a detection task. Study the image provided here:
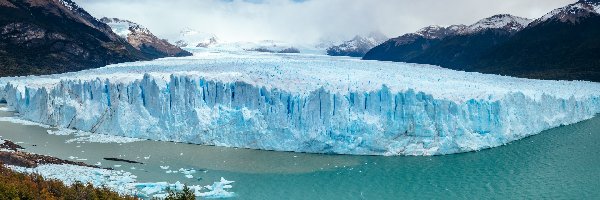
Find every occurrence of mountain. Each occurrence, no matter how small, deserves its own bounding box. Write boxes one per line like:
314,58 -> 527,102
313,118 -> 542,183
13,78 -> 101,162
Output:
408,15 -> 532,70
0,0 -> 150,77
100,18 -> 191,58
365,1 -> 600,82
474,0 -> 600,81
460,14 -> 532,34
243,40 -> 301,53
174,28 -> 219,48
362,25 -> 466,61
364,14 -> 531,70
326,32 -> 387,57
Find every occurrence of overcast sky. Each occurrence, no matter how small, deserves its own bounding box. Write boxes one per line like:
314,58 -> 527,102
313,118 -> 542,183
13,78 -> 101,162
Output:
73,0 -> 576,44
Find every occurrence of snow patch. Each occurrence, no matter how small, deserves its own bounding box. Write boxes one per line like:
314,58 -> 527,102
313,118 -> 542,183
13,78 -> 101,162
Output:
463,14 -> 532,34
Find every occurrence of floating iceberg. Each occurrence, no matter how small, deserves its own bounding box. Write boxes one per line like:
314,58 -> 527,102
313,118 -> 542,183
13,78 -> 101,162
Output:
197,177 -> 235,198
1,51 -> 599,155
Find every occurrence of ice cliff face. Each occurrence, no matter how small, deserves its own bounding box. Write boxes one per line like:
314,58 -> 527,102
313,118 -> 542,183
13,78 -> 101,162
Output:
1,51 -> 599,155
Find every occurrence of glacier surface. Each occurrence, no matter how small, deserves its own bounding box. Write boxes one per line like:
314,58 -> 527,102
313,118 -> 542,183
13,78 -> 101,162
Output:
1,49 -> 599,155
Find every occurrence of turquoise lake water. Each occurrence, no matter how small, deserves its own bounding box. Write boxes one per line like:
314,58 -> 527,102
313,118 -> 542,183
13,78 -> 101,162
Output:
0,106 -> 598,199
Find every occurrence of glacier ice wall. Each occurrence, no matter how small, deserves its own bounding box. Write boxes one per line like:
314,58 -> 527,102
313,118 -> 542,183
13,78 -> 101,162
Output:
2,73 -> 599,155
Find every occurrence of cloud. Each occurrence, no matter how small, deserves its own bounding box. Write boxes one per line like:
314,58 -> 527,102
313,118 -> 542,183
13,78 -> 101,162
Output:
73,0 -> 576,44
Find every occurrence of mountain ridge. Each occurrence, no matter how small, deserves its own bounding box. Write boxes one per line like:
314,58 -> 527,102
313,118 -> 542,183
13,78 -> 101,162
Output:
0,0 -> 152,77
99,17 -> 191,58
326,32 -> 387,57
363,1 -> 600,82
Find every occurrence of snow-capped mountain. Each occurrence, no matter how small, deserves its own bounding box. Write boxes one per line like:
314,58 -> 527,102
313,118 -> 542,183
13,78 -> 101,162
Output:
363,15 -> 529,63
364,15 -> 535,73
382,25 -> 466,47
326,32 -> 388,57
461,14 -> 532,34
314,38 -> 343,49
100,17 -> 150,38
532,0 -> 600,25
237,40 -> 300,53
175,28 -> 220,48
364,0 -> 600,82
414,25 -> 466,39
100,17 -> 191,58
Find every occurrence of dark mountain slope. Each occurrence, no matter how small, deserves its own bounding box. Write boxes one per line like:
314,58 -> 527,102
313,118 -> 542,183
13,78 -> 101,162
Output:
475,15 -> 600,81
363,3 -> 600,82
364,14 -> 531,69
0,0 -> 151,77
362,34 -> 441,62
410,29 -> 514,71
363,25 -> 466,61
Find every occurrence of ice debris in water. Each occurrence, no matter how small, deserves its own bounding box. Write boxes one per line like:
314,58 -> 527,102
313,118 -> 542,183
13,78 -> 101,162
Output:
197,177 -> 235,198
6,164 -> 138,195
5,163 -> 235,198
135,177 -> 235,198
0,106 -> 15,111
0,117 -> 50,128
179,168 -> 197,174
46,128 -> 144,144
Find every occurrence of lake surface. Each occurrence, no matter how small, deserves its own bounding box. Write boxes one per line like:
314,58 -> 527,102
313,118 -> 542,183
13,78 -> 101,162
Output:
0,104 -> 598,199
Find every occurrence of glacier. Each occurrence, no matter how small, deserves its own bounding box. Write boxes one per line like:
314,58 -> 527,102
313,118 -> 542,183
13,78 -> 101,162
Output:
1,49 -> 599,155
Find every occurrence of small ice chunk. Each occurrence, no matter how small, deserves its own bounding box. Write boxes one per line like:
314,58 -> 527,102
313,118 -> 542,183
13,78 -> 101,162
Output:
160,166 -> 170,170
197,177 -> 235,198
185,174 -> 193,179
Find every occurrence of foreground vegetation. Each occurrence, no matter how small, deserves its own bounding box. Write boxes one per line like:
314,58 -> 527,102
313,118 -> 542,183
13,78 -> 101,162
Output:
0,163 -> 137,200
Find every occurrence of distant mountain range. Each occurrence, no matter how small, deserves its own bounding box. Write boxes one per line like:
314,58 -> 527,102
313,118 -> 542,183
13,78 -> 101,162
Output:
0,0 -> 189,77
364,0 -> 600,82
174,28 -> 220,48
326,32 -> 387,57
100,17 -> 191,59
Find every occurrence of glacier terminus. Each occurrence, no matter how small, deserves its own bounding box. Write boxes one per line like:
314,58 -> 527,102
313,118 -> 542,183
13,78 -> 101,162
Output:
1,49 -> 599,156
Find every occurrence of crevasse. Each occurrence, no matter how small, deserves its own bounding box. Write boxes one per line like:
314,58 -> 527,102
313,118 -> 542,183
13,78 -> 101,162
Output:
2,72 -> 598,155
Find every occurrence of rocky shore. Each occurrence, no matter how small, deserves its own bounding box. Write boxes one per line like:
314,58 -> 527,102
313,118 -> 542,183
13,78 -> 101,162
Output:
0,139 -> 104,169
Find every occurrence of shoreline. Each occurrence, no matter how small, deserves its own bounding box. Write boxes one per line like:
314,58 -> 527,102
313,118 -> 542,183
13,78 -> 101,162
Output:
0,139 -> 107,169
